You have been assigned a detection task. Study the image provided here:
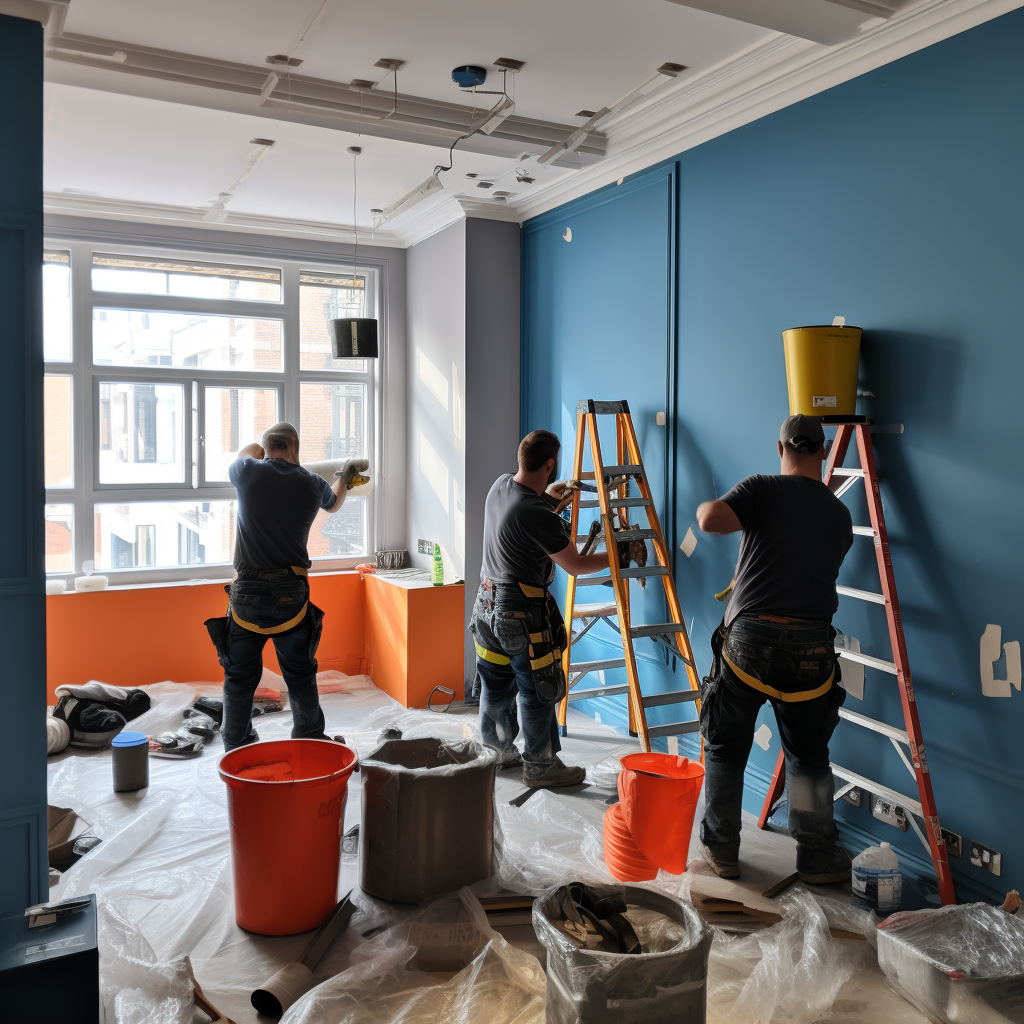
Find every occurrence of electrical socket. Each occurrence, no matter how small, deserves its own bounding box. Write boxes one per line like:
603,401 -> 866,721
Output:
842,787 -> 862,807
872,797 -> 909,831
969,841 -> 1001,875
417,539 -> 433,555
941,828 -> 963,858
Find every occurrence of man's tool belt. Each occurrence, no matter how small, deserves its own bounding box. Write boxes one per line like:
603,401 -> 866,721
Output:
228,565 -> 311,635
470,577 -> 568,704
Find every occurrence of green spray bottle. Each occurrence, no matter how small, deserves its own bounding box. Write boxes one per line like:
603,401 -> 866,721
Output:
431,542 -> 444,586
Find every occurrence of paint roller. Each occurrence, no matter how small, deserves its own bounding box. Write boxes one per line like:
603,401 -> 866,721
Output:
250,893 -> 357,1017
302,458 -> 373,497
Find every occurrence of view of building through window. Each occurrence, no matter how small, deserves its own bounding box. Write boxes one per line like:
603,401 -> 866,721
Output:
43,244 -> 378,579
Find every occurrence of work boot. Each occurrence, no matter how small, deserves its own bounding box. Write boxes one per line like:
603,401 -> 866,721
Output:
797,845 -> 852,885
701,843 -> 741,879
494,748 -> 524,771
523,755 -> 586,788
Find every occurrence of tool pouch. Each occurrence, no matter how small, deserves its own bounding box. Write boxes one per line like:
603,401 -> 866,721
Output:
204,614 -> 231,668
525,593 -> 567,705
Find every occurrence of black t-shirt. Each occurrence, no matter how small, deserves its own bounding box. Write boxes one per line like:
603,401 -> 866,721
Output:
480,474 -> 571,588
229,457 -> 336,570
721,474 -> 853,626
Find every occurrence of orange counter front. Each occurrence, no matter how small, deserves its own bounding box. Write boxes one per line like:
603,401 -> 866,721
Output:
45,571 -> 465,707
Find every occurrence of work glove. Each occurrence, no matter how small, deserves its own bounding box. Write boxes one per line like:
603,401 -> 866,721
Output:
336,458 -> 370,489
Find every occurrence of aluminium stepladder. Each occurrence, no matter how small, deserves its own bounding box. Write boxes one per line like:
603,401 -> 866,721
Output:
756,420 -> 956,905
557,400 -> 702,753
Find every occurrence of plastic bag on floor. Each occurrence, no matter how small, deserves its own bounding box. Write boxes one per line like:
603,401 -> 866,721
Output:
280,888 -> 546,1024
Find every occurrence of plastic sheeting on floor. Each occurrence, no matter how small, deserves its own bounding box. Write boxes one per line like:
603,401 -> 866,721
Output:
49,675 -> 888,1024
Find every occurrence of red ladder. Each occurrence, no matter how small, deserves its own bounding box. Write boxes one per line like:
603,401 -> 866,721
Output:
756,421 -> 956,905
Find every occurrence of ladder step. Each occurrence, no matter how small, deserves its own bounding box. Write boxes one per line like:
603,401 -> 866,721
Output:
831,763 -> 923,819
836,647 -> 898,676
577,399 -> 628,415
648,721 -> 701,739
837,584 -> 887,606
630,622 -> 686,638
838,707 -> 909,744
580,465 -> 644,478
831,468 -> 865,478
568,684 -> 630,703
852,525 -> 875,537
642,689 -> 701,708
569,658 -> 627,674
571,602 -> 617,619
577,566 -> 669,586
575,528 -> 657,544
578,497 -> 653,509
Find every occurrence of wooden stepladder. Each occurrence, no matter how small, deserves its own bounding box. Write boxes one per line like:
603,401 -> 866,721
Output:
557,400 -> 702,753
756,421 -> 956,905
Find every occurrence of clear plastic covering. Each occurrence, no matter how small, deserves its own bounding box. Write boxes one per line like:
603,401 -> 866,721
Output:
877,903 -> 1024,1023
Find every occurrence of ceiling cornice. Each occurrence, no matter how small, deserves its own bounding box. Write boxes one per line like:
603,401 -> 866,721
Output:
512,0 -> 1020,221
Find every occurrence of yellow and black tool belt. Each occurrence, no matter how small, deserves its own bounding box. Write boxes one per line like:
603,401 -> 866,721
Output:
228,565 -> 311,635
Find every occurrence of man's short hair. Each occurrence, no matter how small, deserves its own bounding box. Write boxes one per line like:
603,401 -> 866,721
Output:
262,421 -> 299,452
518,430 -> 561,472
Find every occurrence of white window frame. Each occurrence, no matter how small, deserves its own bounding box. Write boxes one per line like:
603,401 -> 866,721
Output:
44,237 -> 385,585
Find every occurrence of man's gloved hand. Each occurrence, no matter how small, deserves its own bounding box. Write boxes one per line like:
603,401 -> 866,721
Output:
336,458 -> 370,490
545,479 -> 574,502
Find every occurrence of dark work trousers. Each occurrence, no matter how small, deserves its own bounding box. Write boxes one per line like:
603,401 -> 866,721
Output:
472,580 -> 566,764
699,615 -> 846,859
209,569 -> 327,752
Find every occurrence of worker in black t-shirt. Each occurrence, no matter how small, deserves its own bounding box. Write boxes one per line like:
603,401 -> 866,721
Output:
472,430 -> 607,787
695,414 -> 854,884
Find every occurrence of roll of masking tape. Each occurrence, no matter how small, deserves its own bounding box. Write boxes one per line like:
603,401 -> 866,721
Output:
75,575 -> 109,592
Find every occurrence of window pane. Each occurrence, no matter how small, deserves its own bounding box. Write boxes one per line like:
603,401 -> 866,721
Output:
204,386 -> 279,481
93,308 -> 283,371
299,381 -> 366,461
308,496 -> 367,559
45,504 -> 74,574
92,254 -> 281,301
44,374 -> 73,488
98,381 -> 185,484
44,250 -> 72,362
299,271 -> 367,371
94,500 -> 236,570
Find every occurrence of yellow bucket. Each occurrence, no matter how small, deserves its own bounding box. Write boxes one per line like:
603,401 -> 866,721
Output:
783,324 -> 862,416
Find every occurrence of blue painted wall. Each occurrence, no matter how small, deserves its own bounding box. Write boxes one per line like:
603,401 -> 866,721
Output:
0,13 -> 46,913
522,9 -> 1023,903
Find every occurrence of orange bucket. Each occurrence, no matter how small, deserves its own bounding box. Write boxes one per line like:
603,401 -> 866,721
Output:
219,739 -> 358,935
617,753 -> 704,875
603,802 -> 658,882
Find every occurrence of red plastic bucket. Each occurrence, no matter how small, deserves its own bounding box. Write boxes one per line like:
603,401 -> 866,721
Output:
618,753 -> 704,874
603,802 -> 658,882
219,739 -> 358,935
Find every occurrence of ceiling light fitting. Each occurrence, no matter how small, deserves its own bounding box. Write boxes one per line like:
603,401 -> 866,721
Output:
202,138 -> 275,222
372,172 -> 444,228
266,54 -> 303,67
537,63 -> 686,165
374,58 -> 406,73
452,65 -> 488,89
493,57 -> 526,72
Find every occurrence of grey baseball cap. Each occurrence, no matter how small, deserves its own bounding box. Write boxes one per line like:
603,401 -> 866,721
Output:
780,414 -> 825,453
261,421 -> 299,450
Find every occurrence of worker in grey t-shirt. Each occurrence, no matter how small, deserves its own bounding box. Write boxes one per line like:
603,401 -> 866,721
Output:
471,430 -> 607,788
695,414 -> 854,885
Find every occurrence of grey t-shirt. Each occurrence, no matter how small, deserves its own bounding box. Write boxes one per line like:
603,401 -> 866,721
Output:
480,474 -> 571,588
721,474 -> 853,626
229,457 -> 336,570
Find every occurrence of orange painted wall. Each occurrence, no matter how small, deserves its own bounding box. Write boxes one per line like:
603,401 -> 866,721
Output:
46,573 -> 366,703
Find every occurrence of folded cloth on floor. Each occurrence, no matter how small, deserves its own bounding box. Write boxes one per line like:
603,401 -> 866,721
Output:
149,734 -> 205,759
47,715 -> 70,755
52,697 -> 126,749
54,682 -> 151,721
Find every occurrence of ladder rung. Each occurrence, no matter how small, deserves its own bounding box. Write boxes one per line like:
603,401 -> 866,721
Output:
576,528 -> 657,544
571,602 -> 617,619
578,497 -> 653,509
568,684 -> 630,703
580,465 -> 644,478
830,763 -> 923,818
648,720 -> 701,739
569,658 -> 627,674
642,689 -> 700,708
831,468 -> 865,478
630,622 -> 686,638
852,526 -> 875,537
577,399 -> 628,415
837,647 -> 898,675
838,707 -> 909,744
576,566 -> 668,586
836,584 -> 887,606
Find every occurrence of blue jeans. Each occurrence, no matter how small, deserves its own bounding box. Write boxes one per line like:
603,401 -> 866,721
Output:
700,618 -> 846,859
472,580 -> 565,764
209,569 -> 327,752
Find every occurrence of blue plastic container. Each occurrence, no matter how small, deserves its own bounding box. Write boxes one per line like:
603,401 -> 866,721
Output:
111,731 -> 149,792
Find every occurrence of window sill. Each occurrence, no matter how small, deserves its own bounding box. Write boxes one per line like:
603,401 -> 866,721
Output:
46,568 -> 362,594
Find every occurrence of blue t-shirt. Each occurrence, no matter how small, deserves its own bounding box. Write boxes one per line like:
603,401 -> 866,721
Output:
229,458 -> 336,570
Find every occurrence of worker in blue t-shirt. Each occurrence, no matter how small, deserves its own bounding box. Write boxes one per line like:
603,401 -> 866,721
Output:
205,421 -> 367,751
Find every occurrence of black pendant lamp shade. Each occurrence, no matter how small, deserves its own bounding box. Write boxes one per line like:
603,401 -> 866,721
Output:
329,317 -> 378,358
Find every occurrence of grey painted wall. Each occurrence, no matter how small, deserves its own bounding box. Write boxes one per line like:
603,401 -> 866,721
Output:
405,220 -> 466,578
464,219 -> 521,682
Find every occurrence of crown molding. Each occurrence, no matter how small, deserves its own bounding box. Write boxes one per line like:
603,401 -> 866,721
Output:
512,0 -> 1019,221
42,191 -> 408,248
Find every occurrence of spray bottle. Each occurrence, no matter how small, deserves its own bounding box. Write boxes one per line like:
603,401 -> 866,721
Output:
432,543 -> 444,586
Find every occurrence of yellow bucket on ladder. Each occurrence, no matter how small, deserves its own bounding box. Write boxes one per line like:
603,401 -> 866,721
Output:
783,323 -> 862,416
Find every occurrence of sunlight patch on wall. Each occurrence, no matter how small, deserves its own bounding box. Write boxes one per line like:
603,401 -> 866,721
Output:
417,348 -> 449,411
418,430 -> 449,513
